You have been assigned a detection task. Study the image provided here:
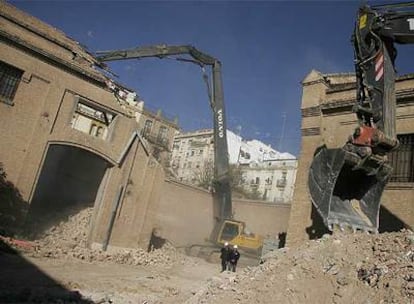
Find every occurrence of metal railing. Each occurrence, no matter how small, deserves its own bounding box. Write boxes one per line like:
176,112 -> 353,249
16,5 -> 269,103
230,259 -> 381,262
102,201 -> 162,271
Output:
389,133 -> 414,183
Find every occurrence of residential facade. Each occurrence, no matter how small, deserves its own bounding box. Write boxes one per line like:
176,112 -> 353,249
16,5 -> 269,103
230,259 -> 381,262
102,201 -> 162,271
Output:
170,129 -> 298,203
287,70 -> 414,247
170,129 -> 215,183
240,158 -> 297,203
134,103 -> 179,168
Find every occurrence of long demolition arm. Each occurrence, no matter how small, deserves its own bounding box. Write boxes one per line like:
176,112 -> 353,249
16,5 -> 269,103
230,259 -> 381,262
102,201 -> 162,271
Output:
308,2 -> 414,232
346,3 -> 414,173
96,44 -> 232,220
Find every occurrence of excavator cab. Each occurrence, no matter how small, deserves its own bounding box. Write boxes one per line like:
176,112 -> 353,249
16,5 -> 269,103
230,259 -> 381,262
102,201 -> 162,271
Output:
216,219 -> 263,254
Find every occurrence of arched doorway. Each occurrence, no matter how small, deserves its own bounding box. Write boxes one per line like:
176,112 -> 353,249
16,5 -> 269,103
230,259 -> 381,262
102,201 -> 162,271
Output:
26,144 -> 111,237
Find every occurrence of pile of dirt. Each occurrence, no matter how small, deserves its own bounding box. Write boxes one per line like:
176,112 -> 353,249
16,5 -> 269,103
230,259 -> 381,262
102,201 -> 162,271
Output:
27,208 -> 193,268
186,229 -> 414,304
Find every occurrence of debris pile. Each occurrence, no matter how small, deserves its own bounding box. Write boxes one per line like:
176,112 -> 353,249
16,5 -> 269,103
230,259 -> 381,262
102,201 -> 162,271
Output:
28,208 -> 192,268
186,229 -> 414,304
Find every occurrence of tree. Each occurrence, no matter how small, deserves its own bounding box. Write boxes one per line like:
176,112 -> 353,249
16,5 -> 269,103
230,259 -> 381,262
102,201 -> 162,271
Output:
194,160 -> 214,190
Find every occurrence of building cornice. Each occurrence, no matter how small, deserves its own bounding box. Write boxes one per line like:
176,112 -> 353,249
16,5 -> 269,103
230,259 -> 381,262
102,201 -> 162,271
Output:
0,30 -> 106,86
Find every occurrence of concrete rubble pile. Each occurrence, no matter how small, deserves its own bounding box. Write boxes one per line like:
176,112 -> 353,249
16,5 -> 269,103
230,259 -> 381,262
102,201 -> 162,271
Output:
29,208 -> 192,268
186,229 -> 414,304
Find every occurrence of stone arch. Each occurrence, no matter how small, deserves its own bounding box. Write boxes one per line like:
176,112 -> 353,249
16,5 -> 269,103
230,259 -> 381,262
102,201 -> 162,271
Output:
26,142 -> 113,237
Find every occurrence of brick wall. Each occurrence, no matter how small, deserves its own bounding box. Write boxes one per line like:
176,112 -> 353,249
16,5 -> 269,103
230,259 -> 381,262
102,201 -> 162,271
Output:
286,70 -> 414,247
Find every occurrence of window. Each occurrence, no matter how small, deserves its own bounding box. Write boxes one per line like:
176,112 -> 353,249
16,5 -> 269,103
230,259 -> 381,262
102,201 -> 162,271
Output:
389,134 -> 414,183
220,223 -> 239,241
0,61 -> 23,105
71,100 -> 114,140
157,126 -> 167,142
142,120 -> 153,137
90,124 -> 98,136
265,177 -> 272,185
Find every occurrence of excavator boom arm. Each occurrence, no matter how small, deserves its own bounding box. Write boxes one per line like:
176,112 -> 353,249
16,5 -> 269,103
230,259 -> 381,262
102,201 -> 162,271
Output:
308,2 -> 414,232
96,44 -> 232,220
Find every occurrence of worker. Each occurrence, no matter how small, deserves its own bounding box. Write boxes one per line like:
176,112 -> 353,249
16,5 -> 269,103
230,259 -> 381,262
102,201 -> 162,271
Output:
220,242 -> 231,272
229,244 -> 240,272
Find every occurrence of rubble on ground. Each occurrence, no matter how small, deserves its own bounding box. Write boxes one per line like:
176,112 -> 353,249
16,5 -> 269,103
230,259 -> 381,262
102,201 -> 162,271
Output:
186,229 -> 414,304
2,207 -> 414,303
24,208 -> 194,268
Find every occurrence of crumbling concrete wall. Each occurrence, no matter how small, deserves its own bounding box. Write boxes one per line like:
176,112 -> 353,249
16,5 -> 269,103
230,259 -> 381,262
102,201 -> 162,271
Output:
155,179 -> 291,247
286,70 -> 414,247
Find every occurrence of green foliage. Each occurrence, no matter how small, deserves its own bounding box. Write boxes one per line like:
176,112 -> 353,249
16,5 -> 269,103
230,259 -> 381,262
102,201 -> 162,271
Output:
193,162 -> 264,200
194,160 -> 214,190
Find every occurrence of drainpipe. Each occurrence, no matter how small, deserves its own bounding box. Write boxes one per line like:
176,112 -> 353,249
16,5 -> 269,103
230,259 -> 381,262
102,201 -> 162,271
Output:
102,185 -> 124,251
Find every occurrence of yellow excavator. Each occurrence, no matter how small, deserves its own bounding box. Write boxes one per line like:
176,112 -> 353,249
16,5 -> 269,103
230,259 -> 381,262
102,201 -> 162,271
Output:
96,45 -> 264,256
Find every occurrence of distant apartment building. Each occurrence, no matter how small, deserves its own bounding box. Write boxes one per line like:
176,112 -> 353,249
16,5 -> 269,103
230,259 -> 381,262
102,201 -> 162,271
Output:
123,102 -> 180,167
171,129 -> 214,182
240,158 -> 297,203
170,129 -> 298,203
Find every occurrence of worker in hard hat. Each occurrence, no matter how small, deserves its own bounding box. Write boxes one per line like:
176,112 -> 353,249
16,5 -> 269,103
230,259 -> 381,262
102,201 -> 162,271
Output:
220,242 -> 231,272
229,244 -> 240,272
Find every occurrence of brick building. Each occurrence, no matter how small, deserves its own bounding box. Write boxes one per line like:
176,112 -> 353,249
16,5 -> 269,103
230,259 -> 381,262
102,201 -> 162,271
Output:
0,2 -> 171,248
286,70 -> 414,247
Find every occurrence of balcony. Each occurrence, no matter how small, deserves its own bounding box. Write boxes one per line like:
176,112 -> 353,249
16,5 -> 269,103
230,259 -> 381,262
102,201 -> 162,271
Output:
142,134 -> 170,151
276,179 -> 287,188
249,183 -> 259,189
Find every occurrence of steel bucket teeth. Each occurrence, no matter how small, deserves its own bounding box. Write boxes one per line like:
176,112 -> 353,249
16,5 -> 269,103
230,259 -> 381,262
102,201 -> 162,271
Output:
308,146 -> 391,233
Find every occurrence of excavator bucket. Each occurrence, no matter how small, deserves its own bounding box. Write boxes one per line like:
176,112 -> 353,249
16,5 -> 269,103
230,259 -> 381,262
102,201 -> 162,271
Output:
308,146 -> 392,232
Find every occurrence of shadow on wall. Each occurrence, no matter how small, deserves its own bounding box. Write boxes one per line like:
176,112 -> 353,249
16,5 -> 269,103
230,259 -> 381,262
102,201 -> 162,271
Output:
0,239 -> 93,303
0,163 -> 28,237
306,204 -> 407,240
278,232 -> 287,248
378,205 -> 407,233
147,228 -> 167,252
306,204 -> 331,240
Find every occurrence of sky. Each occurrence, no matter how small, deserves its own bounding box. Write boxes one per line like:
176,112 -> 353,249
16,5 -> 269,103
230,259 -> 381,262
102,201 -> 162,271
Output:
10,0 -> 414,156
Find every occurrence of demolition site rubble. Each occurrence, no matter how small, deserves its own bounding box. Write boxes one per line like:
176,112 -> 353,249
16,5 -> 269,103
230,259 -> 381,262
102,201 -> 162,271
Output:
1,207 -> 413,304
